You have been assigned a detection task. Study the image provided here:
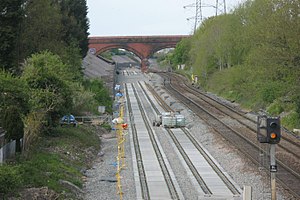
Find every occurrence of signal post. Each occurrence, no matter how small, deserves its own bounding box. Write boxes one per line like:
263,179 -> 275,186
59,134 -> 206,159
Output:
257,116 -> 281,200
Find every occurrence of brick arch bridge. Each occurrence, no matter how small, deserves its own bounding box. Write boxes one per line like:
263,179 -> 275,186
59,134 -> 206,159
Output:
88,35 -> 190,71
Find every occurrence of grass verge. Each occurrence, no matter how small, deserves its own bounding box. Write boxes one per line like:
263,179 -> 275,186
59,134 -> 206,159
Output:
0,125 -> 101,199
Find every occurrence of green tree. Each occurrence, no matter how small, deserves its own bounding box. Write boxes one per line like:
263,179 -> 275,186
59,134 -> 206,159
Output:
71,83 -> 97,115
59,0 -> 89,57
184,0 -> 300,128
60,43 -> 84,82
82,79 -> 112,114
22,52 -> 74,128
0,70 -> 29,126
170,38 -> 191,66
19,0 -> 65,62
0,0 -> 24,72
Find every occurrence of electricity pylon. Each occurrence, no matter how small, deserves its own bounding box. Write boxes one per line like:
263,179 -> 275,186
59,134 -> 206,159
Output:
184,0 -> 202,34
184,0 -> 227,34
215,0 -> 227,15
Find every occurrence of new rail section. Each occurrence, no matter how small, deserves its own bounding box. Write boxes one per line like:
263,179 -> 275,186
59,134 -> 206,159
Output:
139,80 -> 240,195
121,70 -> 243,199
139,81 -> 241,196
125,83 -> 182,199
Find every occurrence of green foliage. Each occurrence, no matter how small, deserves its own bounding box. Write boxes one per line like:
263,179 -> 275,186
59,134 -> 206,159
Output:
59,0 -> 90,58
170,39 -> 191,65
22,52 -> 74,127
0,71 -> 28,151
20,152 -> 82,191
1,0 -> 89,73
0,125 -> 100,197
19,0 -> 65,62
296,95 -> 300,118
267,100 -> 284,115
260,82 -> 283,104
0,164 -> 22,195
101,122 -> 112,131
3,106 -> 24,141
71,83 -> 98,115
50,126 -> 100,149
20,126 -> 99,192
172,0 -> 300,129
0,70 -> 29,115
282,111 -> 300,130
60,43 -> 84,82
22,51 -> 74,82
82,79 -> 113,114
0,0 -> 23,72
100,51 -> 113,60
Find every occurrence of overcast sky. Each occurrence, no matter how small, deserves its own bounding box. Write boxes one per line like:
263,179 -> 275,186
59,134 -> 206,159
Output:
87,0 -> 244,36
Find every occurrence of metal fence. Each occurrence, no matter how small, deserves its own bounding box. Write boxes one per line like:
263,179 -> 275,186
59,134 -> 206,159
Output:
0,140 -> 16,164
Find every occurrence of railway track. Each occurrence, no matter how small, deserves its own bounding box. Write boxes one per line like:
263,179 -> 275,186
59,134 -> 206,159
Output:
138,81 -> 241,197
156,72 -> 300,199
171,74 -> 300,162
125,83 -> 181,199
125,84 -> 150,199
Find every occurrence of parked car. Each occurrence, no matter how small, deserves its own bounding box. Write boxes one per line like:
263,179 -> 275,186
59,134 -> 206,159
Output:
60,115 -> 78,127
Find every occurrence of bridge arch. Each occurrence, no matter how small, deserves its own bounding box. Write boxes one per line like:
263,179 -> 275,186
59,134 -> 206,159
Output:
150,45 -> 177,57
88,35 -> 189,71
95,45 -> 144,60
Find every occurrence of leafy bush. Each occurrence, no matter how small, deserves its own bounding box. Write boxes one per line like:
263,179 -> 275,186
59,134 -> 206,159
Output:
267,100 -> 284,115
0,71 -> 29,126
260,82 -> 284,104
0,165 -> 22,195
71,83 -> 98,115
22,52 -> 75,128
282,111 -> 300,130
82,78 -> 113,114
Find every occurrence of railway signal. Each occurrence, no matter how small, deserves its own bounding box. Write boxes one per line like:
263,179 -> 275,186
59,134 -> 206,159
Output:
257,115 -> 281,200
266,117 -> 281,144
257,116 -> 281,144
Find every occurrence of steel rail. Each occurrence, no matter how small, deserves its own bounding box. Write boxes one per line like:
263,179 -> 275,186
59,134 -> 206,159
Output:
166,128 -> 212,195
161,73 -> 300,174
173,73 -> 300,160
160,74 -> 300,199
181,128 -> 241,195
125,84 -> 150,200
139,81 -> 240,196
131,83 -> 180,199
163,72 -> 300,155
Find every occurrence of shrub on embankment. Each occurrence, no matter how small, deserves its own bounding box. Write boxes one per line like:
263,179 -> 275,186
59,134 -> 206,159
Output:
165,0 -> 300,131
0,52 -> 110,198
